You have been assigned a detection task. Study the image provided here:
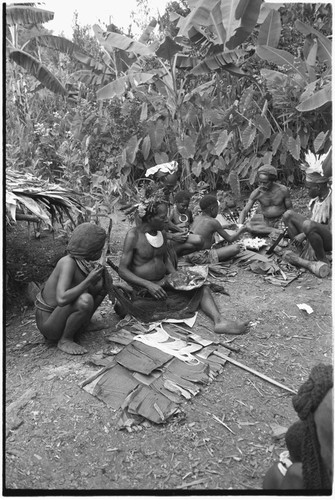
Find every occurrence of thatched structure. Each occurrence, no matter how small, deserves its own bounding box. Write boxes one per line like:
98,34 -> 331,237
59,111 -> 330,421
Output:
6,170 -> 84,228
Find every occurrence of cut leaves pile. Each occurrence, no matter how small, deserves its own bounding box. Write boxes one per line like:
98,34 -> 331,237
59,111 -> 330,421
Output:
6,170 -> 84,228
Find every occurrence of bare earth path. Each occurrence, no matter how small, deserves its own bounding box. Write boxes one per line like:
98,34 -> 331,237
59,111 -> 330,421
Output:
5,215 -> 332,492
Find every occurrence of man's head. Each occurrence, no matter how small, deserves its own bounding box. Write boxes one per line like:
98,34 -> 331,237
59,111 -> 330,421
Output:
142,202 -> 168,231
200,195 -> 219,218
67,223 -> 106,261
174,190 -> 191,214
257,165 -> 277,192
305,175 -> 329,199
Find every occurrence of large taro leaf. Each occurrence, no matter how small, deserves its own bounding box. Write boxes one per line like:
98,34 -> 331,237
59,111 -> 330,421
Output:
241,124 -> 256,150
6,5 -> 54,25
287,136 -> 301,161
226,0 -> 262,50
257,9 -> 281,48
295,20 -> 332,67
214,130 -> 233,155
125,135 -> 141,165
176,136 -> 196,159
8,50 -> 67,95
313,131 -> 329,153
141,136 -> 151,160
256,46 -> 309,85
253,115 -> 271,139
93,24 -> 154,57
296,83 -> 332,112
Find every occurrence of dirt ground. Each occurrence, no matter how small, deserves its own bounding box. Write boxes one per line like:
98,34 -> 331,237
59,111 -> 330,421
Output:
5,190 -> 332,493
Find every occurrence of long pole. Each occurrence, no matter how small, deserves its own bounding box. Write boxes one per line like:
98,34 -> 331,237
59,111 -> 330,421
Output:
213,351 -> 297,394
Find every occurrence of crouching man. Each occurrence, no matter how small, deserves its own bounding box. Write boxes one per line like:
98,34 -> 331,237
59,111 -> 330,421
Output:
35,223 -> 108,355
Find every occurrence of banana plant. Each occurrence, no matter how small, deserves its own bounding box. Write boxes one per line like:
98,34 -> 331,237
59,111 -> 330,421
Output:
6,4 -> 103,96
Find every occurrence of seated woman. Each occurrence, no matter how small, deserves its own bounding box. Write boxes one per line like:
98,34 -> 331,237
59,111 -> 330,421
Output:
263,364 -> 333,491
35,223 -> 108,355
117,189 -> 249,335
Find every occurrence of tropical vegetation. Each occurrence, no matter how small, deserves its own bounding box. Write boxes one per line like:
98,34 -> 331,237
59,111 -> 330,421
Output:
5,1 -> 332,226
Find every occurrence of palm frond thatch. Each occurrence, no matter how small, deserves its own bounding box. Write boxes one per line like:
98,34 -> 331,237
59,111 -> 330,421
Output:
6,170 -> 84,227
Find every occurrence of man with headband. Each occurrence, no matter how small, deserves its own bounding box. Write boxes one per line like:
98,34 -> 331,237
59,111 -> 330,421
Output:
35,223 -> 108,354
238,164 -> 293,234
283,151 -> 332,264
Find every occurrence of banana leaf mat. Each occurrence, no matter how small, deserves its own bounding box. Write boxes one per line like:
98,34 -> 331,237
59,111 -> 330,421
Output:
81,321 -> 230,431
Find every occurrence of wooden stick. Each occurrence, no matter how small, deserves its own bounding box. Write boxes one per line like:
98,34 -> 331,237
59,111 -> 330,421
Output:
213,350 -> 297,394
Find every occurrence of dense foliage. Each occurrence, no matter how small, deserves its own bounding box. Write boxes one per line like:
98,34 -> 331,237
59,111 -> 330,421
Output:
6,1 -> 332,224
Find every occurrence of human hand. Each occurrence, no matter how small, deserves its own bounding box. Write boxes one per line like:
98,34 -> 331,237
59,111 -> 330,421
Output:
87,265 -> 104,285
172,231 -> 188,242
146,282 -> 167,300
293,233 -> 305,249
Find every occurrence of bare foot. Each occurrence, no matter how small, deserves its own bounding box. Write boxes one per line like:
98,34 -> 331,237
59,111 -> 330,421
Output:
57,339 -> 88,355
214,319 -> 249,335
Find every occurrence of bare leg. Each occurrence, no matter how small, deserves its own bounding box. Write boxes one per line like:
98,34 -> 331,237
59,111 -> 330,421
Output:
200,286 -> 249,335
303,220 -> 332,263
282,210 -> 306,239
216,244 -> 241,261
84,290 -> 109,331
174,234 -> 203,256
36,293 -> 95,354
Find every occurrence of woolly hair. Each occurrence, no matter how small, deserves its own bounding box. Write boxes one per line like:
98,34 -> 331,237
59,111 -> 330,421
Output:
199,195 -> 218,212
174,190 -> 191,204
292,364 -> 333,490
285,420 -> 304,463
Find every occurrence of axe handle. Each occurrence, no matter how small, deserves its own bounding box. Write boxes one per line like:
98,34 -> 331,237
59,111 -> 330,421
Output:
266,228 -> 287,254
213,351 -> 296,394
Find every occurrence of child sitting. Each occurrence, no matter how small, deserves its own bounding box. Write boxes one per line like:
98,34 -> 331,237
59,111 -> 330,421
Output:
169,190 -> 194,232
168,190 -> 203,257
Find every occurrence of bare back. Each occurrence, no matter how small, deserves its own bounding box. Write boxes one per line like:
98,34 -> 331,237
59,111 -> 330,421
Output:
190,215 -> 221,249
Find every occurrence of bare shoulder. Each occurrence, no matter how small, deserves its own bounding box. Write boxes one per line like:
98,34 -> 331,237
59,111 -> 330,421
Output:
56,255 -> 76,270
123,227 -> 139,246
275,182 -> 290,194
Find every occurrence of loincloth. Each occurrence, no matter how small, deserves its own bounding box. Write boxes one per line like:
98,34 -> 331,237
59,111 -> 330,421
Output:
35,290 -> 55,314
263,215 -> 285,229
113,285 -> 204,323
185,248 -> 219,265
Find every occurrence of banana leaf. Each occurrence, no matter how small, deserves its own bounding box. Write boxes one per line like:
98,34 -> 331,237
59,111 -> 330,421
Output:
295,20 -> 331,66
257,9 -> 281,48
6,5 -> 54,26
9,50 -> 67,95
226,0 -> 262,50
93,24 -> 154,57
296,83 -> 332,112
256,46 -> 309,85
97,73 -> 154,100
